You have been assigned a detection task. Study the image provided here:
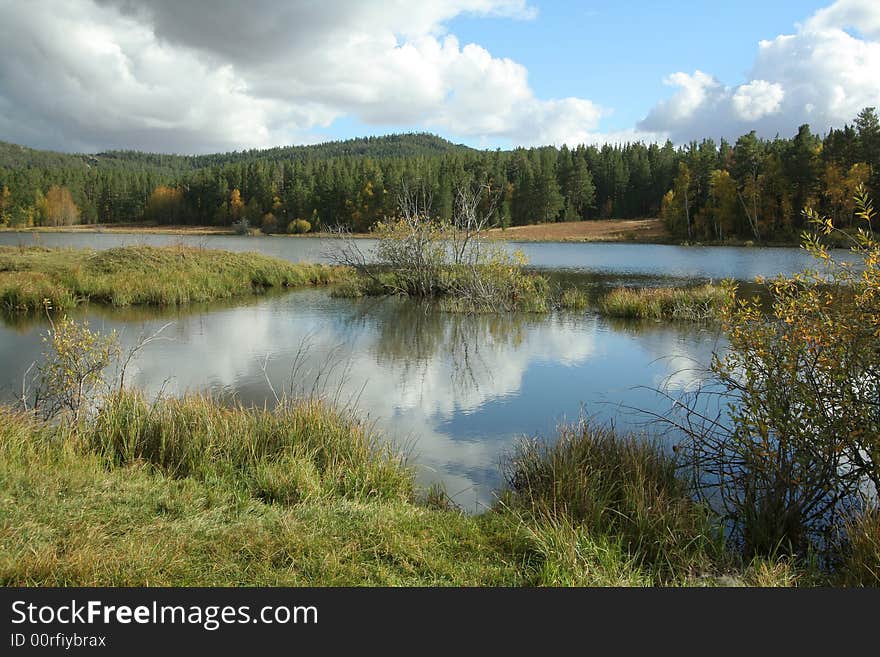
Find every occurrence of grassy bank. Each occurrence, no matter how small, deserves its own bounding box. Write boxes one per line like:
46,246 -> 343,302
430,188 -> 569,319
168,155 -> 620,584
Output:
0,245 -> 344,315
0,392 -> 837,586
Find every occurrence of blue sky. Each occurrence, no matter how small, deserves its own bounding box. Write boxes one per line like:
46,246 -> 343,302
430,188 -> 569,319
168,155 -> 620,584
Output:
445,1 -> 831,133
0,0 -> 877,153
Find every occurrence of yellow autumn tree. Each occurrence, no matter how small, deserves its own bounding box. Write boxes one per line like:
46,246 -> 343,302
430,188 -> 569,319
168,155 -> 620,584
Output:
39,185 -> 80,227
229,189 -> 245,223
144,185 -> 184,224
823,162 -> 869,227
0,185 -> 10,226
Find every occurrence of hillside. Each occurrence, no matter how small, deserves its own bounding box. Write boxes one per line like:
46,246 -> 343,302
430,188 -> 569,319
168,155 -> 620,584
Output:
1,109 -> 878,243
0,133 -> 472,172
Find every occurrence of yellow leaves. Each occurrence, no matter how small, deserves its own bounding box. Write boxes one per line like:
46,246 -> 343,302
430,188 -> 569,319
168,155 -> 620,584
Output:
855,184 -> 875,226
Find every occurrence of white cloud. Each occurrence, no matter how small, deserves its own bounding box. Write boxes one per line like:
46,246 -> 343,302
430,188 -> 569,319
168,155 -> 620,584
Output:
731,80 -> 785,121
0,0 -> 604,152
805,0 -> 880,39
638,0 -> 880,143
2,0 -> 877,152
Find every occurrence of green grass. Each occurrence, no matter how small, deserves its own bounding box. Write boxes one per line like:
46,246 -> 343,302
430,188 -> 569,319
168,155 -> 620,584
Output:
500,423 -> 723,584
330,272 -> 397,299
0,398 -> 522,586
86,391 -> 412,503
0,245 -> 345,315
558,287 -> 589,310
336,266 -> 551,313
0,394 -> 828,586
599,283 -> 725,321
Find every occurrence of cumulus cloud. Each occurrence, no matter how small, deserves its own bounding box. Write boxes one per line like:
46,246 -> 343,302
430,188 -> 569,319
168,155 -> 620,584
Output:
731,80 -> 785,121
3,0 -> 878,153
0,0 -> 602,152
638,0 -> 880,142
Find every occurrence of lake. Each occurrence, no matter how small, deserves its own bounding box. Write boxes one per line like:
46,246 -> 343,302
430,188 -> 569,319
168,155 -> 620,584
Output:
0,232 -> 811,507
0,230 -> 820,278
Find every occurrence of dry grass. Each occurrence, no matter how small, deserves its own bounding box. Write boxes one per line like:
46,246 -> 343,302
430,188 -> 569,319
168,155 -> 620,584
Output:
485,218 -> 669,243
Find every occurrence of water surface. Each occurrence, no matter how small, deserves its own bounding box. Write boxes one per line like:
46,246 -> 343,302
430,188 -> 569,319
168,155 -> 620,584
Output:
3,232 -> 823,506
0,230 -> 821,279
0,290 -> 721,508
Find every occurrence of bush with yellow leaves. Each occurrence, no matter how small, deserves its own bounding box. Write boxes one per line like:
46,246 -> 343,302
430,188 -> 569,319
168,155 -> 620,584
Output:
677,186 -> 879,561
28,314 -> 120,422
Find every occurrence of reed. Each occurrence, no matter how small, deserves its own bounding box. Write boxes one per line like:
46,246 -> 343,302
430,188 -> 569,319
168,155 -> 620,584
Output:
598,283 -> 724,321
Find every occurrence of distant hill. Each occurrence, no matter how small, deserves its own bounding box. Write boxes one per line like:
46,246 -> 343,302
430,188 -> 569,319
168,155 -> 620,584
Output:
0,140 -> 97,170
2,108 -> 877,243
0,133 -> 474,172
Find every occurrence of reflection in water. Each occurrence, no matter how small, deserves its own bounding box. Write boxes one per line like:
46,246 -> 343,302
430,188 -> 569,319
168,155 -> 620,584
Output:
0,288 -> 723,508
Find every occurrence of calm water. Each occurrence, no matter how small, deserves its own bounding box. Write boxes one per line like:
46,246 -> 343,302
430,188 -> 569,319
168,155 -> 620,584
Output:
0,290 -> 723,507
0,230 -> 822,278
0,232 -> 811,506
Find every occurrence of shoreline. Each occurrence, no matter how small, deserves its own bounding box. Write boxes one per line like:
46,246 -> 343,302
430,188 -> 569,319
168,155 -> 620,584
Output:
0,222 -> 805,247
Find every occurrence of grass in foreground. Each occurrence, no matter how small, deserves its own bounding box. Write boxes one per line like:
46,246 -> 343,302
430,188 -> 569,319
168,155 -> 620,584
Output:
500,424 -> 722,583
598,283 -> 725,321
0,245 -> 345,315
0,393 -> 837,586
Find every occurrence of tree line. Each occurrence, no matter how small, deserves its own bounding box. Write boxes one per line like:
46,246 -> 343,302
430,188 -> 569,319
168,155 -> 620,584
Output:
1,108 -> 878,240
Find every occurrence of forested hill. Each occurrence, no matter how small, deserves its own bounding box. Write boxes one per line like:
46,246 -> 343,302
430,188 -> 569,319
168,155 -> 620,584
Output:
0,133 -> 470,171
1,110 -> 879,241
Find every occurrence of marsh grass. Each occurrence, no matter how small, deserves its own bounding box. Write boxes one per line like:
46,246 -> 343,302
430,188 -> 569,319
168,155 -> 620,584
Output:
0,245 -> 344,315
599,283 -> 725,321
558,287 -> 589,310
0,401 -> 523,586
501,423 -> 724,584
330,272 -> 396,299
332,265 -> 551,313
0,399 -> 817,586
838,509 -> 880,586
86,390 -> 413,503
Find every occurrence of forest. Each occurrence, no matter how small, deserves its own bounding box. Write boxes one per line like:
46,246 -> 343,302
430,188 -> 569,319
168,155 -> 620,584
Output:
0,108 -> 878,242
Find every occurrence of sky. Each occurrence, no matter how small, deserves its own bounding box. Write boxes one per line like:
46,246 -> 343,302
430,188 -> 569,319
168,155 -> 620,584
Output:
0,0 -> 878,154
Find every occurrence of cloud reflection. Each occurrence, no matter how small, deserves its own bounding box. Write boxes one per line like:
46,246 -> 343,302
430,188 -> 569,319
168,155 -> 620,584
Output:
0,289 -> 721,506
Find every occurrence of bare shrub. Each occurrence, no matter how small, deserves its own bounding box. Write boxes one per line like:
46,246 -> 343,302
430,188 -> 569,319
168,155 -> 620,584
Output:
327,180 -> 548,312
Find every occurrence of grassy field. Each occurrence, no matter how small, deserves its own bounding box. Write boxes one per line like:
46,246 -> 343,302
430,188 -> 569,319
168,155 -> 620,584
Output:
0,223 -> 236,235
0,392 -> 824,587
0,245 -> 344,315
1,218 -> 671,243
486,218 -> 669,243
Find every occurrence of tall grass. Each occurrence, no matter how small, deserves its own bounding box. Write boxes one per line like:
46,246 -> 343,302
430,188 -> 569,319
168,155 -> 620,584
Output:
0,401 -> 521,586
838,509 -> 880,586
0,398 -> 820,586
85,391 -> 413,503
599,283 -> 724,321
558,287 -> 589,310
501,422 -> 723,583
0,245 -> 344,314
